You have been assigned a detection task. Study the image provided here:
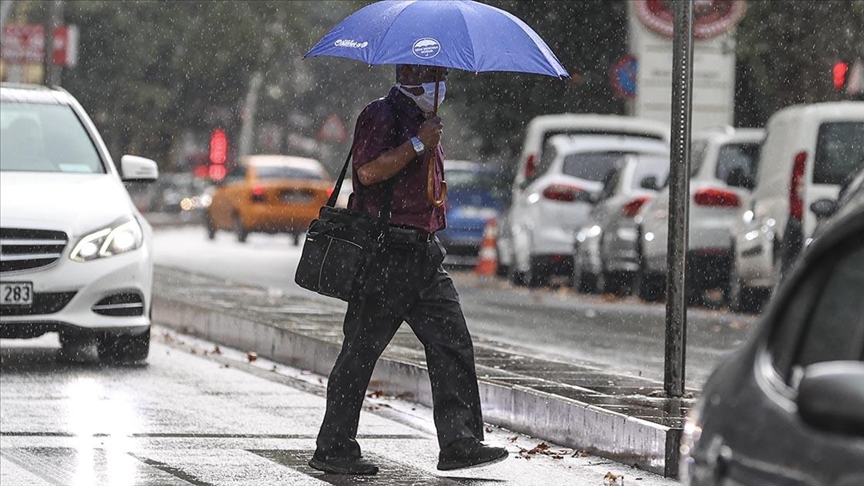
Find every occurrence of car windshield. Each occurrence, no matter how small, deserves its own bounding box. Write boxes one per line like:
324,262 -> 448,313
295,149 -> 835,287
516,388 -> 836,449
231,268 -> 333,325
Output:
813,122 -> 864,185
255,165 -> 324,180
562,151 -> 627,182
0,102 -> 104,174
715,142 -> 761,182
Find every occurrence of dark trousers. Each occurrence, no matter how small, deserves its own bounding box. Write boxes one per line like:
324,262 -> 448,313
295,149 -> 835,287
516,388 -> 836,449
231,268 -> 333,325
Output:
314,238 -> 484,459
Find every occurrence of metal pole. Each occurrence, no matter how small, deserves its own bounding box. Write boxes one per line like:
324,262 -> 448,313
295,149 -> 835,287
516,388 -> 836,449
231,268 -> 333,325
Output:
664,0 -> 694,398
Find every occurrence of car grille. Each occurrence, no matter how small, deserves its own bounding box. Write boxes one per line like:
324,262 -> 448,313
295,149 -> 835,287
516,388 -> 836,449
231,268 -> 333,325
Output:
92,292 -> 145,317
0,291 -> 77,316
0,228 -> 68,273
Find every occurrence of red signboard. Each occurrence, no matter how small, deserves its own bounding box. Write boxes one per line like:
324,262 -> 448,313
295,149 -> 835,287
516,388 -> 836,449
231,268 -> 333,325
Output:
1,23 -> 78,66
634,0 -> 746,39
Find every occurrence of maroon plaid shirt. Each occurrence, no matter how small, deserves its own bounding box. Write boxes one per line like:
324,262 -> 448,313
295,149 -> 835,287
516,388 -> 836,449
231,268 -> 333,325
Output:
350,87 -> 446,233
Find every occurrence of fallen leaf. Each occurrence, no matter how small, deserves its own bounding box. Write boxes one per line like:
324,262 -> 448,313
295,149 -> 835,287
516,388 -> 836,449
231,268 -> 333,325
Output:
246,351 -> 258,363
484,426 -> 492,433
508,435 -> 519,442
212,345 -> 222,355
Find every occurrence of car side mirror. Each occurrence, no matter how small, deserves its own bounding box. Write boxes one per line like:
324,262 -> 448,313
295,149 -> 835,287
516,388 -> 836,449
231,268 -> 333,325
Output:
726,167 -> 755,190
121,155 -> 159,183
797,361 -> 864,436
810,198 -> 839,220
640,176 -> 659,191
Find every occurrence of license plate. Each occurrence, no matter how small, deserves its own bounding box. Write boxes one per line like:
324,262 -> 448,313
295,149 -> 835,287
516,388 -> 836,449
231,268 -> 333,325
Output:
281,191 -> 313,204
0,282 -> 34,307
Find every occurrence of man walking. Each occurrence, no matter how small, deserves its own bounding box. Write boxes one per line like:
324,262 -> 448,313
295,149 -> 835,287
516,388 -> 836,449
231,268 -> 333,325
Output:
309,64 -> 508,475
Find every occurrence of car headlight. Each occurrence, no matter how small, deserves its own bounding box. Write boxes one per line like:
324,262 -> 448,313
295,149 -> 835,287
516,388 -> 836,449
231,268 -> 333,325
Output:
70,217 -> 143,262
679,400 -> 705,485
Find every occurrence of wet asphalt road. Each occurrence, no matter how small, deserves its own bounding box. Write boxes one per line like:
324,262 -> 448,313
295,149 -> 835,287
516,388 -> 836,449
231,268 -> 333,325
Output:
0,329 -> 679,486
152,227 -> 759,389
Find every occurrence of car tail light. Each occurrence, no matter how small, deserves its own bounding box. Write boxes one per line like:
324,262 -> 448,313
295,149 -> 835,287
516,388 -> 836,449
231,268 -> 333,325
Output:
525,153 -> 537,180
622,196 -> 652,217
327,187 -> 335,198
693,188 -> 740,207
542,183 -> 586,202
790,151 -> 807,220
251,185 -> 266,202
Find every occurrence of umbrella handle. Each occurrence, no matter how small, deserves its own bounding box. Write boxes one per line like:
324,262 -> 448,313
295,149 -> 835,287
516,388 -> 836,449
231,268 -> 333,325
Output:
426,68 -> 447,207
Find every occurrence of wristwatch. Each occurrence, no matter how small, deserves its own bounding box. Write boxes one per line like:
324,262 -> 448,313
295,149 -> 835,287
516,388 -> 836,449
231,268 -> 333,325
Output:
410,136 -> 425,156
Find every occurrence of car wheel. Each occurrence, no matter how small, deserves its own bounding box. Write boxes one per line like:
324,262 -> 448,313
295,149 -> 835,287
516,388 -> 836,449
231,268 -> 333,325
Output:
205,213 -> 217,240
636,269 -> 665,302
97,327 -> 150,365
728,260 -> 766,314
601,271 -> 632,296
572,255 -> 598,294
233,213 -> 248,243
526,256 -> 549,288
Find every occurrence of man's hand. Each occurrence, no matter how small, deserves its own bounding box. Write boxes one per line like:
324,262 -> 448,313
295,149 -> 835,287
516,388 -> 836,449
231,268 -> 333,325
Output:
417,116 -> 443,148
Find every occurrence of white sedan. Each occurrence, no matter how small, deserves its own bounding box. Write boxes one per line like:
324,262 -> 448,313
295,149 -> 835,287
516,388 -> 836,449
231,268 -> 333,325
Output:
0,83 -> 158,363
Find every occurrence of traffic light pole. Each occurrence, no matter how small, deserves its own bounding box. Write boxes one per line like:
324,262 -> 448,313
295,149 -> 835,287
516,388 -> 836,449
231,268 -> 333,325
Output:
664,0 -> 694,398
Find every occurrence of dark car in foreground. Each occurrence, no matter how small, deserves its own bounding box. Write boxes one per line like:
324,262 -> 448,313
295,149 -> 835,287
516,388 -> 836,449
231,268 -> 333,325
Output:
436,160 -> 506,266
679,187 -> 864,486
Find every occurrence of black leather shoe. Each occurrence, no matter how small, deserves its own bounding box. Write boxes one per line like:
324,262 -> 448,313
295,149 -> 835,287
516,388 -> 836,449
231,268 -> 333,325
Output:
437,438 -> 508,471
308,455 -> 379,475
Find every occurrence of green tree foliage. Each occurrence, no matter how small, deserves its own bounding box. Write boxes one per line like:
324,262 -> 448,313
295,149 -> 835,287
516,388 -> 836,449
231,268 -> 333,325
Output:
735,0 -> 864,126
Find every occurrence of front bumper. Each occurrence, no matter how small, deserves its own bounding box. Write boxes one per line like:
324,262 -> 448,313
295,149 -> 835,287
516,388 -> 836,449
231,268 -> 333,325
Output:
0,246 -> 152,336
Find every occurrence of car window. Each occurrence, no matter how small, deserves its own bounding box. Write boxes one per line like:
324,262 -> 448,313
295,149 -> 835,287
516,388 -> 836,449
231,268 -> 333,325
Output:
630,155 -> 670,190
254,165 -> 324,180
598,167 -> 620,200
793,243 -> 864,369
562,152 -> 626,182
535,144 -> 557,180
715,142 -> 761,182
812,122 -> 864,185
767,233 -> 864,382
0,102 -> 104,174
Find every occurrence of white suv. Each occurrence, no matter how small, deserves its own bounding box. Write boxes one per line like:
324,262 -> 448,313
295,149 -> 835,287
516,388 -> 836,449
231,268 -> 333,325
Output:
506,134 -> 668,286
637,127 -> 764,303
731,102 -> 864,312
0,84 -> 158,363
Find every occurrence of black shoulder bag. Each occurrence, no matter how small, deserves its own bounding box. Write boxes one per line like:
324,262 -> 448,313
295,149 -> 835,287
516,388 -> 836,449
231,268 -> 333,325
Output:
294,124 -> 396,302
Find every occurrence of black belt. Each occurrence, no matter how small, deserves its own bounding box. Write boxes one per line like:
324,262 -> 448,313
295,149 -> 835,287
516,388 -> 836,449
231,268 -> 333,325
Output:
389,225 -> 436,244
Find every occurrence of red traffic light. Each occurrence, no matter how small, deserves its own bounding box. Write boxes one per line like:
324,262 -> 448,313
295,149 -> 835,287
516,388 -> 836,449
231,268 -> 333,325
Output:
209,128 -> 228,165
833,62 -> 849,91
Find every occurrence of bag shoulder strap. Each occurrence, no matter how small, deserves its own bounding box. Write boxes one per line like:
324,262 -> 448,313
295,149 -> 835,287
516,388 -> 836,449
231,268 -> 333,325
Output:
324,97 -> 398,223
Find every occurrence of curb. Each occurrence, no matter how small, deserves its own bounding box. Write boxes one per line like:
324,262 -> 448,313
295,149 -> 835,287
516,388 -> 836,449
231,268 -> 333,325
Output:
153,292 -> 679,476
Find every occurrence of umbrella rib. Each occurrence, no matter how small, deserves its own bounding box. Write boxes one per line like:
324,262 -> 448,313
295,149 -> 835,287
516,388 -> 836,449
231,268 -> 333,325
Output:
375,1 -> 414,67
455,1 -> 477,71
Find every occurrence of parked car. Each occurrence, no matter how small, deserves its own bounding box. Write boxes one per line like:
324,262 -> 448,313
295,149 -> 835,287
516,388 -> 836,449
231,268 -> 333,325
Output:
436,160 -> 506,266
732,102 -> 864,311
497,114 -> 669,277
0,83 -> 159,363
206,155 -> 331,245
679,184 -> 864,486
637,127 -> 764,304
572,153 -> 670,295
505,133 -> 669,287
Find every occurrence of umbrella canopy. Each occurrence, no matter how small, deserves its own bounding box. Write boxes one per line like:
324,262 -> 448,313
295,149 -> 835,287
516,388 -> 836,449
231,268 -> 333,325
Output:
304,0 -> 569,78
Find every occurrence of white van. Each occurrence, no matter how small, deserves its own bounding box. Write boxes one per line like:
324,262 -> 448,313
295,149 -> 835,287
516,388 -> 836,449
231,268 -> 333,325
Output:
731,102 -> 864,310
496,114 -> 669,280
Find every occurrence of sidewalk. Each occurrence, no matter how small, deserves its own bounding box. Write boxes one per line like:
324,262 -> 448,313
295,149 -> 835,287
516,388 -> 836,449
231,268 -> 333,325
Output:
151,326 -> 680,486
153,265 -> 693,478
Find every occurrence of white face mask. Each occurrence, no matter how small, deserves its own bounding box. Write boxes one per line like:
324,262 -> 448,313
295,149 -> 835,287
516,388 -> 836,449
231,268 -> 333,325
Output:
398,81 -> 446,113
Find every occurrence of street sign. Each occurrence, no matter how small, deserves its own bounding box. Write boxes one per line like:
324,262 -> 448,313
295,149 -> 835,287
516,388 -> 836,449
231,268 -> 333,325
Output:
317,113 -> 348,143
1,23 -> 78,66
610,54 -> 638,99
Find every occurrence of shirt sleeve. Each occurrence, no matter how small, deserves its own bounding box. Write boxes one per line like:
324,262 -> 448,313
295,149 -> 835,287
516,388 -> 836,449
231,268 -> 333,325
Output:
351,99 -> 395,181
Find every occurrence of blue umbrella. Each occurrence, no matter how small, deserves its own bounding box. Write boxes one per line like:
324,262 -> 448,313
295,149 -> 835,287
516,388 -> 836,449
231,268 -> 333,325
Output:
305,0 -> 569,206
304,0 -> 569,78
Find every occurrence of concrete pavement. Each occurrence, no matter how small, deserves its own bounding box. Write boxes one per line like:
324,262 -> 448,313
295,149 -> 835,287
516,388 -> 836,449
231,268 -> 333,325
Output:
152,265 -> 693,478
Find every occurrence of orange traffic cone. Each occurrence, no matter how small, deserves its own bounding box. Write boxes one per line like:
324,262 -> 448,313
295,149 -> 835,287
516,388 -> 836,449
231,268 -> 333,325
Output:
475,218 -> 498,276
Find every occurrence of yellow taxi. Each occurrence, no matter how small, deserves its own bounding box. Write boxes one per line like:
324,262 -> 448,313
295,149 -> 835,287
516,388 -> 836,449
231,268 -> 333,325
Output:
206,155 -> 332,245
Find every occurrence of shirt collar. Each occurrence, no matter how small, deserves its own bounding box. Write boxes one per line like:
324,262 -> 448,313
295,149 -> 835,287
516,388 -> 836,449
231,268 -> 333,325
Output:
387,86 -> 427,120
